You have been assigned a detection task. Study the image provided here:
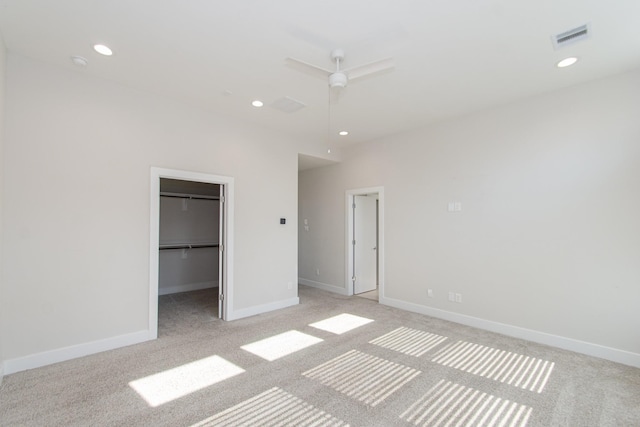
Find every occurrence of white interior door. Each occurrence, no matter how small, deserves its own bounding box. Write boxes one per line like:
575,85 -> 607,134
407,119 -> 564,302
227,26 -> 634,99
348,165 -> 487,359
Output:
354,195 -> 377,294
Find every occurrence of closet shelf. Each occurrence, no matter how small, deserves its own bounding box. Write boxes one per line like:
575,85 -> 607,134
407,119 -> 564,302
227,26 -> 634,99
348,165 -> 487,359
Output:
159,242 -> 219,250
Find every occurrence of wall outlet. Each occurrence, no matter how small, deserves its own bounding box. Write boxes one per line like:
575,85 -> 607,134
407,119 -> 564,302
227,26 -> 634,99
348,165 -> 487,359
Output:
427,289 -> 434,298
316,268 -> 320,276
287,281 -> 293,290
448,292 -> 455,302
455,293 -> 462,303
448,201 -> 462,212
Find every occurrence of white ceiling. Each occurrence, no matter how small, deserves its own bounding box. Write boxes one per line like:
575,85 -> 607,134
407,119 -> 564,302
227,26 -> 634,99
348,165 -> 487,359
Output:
1,0 -> 639,151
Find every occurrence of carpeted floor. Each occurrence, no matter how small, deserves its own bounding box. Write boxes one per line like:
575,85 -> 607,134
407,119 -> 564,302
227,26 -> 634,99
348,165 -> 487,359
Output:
1,285 -> 638,426
157,288 -> 219,336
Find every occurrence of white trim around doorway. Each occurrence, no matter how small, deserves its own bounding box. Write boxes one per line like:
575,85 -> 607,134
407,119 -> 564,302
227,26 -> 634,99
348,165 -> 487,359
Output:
149,167 -> 235,339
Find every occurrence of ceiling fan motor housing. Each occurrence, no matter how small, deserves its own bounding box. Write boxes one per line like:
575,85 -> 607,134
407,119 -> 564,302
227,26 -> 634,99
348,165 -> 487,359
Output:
331,48 -> 345,62
329,72 -> 348,88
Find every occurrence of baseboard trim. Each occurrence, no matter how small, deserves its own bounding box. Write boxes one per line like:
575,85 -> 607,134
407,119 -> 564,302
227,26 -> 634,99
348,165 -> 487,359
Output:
2,330 -> 154,375
298,278 -> 349,296
379,296 -> 640,369
227,297 -> 300,321
159,281 -> 218,296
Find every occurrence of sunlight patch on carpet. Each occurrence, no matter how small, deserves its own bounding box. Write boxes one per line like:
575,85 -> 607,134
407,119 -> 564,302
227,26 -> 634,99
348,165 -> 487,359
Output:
302,349 -> 420,407
129,355 -> 245,407
431,341 -> 555,393
309,313 -> 374,335
190,387 -> 349,427
370,327 -> 448,357
241,330 -> 323,361
400,379 -> 532,427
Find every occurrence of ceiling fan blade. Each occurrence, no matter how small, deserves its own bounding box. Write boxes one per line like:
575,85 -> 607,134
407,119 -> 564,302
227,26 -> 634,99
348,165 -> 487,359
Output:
285,57 -> 332,80
345,57 -> 395,81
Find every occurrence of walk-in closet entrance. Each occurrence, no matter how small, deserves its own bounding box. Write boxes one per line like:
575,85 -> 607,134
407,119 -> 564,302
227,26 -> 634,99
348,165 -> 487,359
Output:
149,168 -> 234,339
158,178 -> 221,332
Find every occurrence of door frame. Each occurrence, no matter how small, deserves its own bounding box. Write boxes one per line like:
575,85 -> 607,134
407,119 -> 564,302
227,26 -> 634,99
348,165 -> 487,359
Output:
149,167 -> 235,339
345,186 -> 384,298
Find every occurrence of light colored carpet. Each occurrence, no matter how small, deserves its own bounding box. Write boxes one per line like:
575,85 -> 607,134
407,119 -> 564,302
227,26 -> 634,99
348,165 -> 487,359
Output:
1,285 -> 639,426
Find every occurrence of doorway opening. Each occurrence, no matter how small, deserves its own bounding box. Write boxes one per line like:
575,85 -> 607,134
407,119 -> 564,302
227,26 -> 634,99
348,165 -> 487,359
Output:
158,178 -> 220,333
149,168 -> 234,340
346,187 -> 384,302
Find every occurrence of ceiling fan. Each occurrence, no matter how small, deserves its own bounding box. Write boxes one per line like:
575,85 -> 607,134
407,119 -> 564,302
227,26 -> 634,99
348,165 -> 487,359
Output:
286,48 -> 394,90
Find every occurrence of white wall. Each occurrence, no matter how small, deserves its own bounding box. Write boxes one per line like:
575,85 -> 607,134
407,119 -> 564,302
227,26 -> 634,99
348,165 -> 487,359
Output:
1,53 -> 302,370
298,167 -> 348,294
299,69 -> 640,366
0,31 -> 7,382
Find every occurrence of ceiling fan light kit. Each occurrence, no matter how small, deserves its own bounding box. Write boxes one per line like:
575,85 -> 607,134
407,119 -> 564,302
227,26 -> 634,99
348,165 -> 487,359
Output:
329,72 -> 348,88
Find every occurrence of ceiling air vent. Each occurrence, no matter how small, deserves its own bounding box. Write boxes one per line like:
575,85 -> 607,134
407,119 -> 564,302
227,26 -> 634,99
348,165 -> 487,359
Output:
552,23 -> 591,50
271,96 -> 307,113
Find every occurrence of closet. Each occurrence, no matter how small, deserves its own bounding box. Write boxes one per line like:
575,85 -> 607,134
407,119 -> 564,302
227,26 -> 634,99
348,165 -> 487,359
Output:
158,178 -> 221,322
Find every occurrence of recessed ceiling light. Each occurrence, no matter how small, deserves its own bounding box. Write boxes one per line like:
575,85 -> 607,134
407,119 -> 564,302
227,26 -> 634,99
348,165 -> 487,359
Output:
93,44 -> 113,56
556,57 -> 578,68
251,100 -> 264,107
70,55 -> 88,67
339,131 -> 349,136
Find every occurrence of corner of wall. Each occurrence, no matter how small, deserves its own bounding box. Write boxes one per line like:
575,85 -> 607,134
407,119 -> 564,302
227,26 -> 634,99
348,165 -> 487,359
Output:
0,32 -> 7,385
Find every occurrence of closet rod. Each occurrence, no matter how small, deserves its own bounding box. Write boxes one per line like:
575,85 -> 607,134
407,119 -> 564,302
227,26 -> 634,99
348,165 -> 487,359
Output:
159,243 -> 219,250
160,192 -> 220,201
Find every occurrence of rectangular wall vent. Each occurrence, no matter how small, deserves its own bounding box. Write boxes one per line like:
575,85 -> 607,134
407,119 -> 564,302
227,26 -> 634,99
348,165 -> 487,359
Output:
552,23 -> 591,50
